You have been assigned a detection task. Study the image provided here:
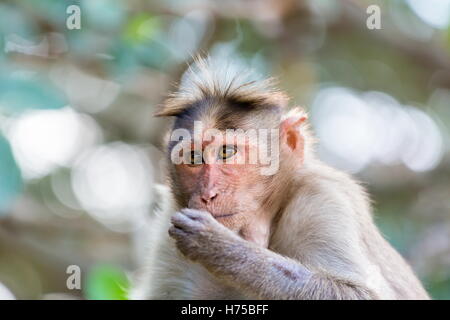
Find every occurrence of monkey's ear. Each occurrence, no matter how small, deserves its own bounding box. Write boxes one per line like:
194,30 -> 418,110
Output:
280,108 -> 307,153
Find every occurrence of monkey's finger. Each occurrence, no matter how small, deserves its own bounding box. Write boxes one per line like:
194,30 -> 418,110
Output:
171,211 -> 191,225
181,208 -> 211,221
171,212 -> 201,230
168,225 -> 189,239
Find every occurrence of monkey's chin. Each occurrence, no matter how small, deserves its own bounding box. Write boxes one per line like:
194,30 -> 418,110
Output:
213,213 -> 245,232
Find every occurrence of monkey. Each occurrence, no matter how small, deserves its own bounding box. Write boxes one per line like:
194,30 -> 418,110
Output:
130,57 -> 430,300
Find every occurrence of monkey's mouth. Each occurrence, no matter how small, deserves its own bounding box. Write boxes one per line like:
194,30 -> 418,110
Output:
213,213 -> 238,219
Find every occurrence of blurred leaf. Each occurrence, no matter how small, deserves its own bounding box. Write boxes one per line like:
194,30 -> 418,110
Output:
124,13 -> 161,44
426,275 -> 450,300
85,265 -> 129,300
0,76 -> 67,114
0,135 -> 22,214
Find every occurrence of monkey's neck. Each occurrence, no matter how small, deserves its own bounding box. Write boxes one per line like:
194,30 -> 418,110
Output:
254,161 -> 307,248
239,164 -> 301,248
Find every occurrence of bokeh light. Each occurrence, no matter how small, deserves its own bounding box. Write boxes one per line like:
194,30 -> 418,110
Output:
406,0 -> 450,29
310,87 -> 444,173
6,107 -> 102,179
71,143 -> 154,231
0,282 -> 15,300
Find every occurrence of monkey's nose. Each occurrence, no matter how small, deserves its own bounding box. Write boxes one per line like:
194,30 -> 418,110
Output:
201,190 -> 218,203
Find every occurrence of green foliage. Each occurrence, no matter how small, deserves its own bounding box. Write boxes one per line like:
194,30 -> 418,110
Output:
124,13 -> 161,44
426,276 -> 450,300
85,265 -> 130,300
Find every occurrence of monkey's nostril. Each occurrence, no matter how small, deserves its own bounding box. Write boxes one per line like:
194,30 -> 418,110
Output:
201,191 -> 218,203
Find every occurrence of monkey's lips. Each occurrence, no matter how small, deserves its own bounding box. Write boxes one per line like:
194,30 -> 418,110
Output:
213,213 -> 238,219
188,202 -> 238,219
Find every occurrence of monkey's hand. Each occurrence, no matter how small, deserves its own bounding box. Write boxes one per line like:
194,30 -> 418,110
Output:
168,209 -> 375,300
169,208 -> 241,263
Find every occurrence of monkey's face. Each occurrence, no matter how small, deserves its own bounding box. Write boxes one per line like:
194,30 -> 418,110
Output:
169,134 -> 272,231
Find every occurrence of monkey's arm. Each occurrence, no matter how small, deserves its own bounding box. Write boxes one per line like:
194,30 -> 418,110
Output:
169,209 -> 378,300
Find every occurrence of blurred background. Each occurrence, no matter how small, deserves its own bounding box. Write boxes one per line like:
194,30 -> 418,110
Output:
0,0 -> 449,300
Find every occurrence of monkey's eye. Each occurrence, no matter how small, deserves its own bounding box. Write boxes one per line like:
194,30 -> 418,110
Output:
188,150 -> 203,166
219,145 -> 237,160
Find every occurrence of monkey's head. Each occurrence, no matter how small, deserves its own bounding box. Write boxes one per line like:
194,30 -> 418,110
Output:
155,57 -> 310,232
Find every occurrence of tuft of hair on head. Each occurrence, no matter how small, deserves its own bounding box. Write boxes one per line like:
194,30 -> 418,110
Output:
154,56 -> 289,117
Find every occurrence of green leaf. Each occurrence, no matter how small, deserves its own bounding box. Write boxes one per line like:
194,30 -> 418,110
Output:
124,13 -> 161,44
85,264 -> 130,300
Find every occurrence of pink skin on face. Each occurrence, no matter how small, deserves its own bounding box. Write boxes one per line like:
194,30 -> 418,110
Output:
174,134 -> 264,230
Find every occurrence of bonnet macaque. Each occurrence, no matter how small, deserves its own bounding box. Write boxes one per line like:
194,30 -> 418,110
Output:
131,57 -> 429,300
